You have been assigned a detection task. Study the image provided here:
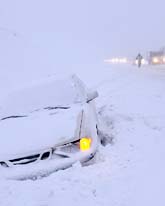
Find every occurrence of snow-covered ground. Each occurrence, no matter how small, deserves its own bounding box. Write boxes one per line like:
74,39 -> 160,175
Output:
0,64 -> 165,205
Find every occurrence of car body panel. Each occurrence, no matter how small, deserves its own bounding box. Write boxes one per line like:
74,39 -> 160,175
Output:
0,105 -> 82,160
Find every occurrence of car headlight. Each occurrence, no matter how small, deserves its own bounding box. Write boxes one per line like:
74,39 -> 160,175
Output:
152,57 -> 159,64
80,138 -> 92,151
54,137 -> 92,156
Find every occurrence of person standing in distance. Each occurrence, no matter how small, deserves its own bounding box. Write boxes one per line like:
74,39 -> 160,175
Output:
136,53 -> 143,68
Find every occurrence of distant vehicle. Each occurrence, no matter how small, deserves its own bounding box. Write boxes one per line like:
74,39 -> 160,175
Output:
148,49 -> 165,65
0,75 -> 99,180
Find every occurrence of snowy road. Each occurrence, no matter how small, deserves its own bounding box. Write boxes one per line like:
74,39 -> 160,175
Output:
0,65 -> 165,206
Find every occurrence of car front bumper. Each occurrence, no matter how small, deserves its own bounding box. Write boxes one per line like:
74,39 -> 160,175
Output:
0,139 -> 98,180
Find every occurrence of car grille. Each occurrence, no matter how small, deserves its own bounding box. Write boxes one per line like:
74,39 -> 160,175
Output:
9,154 -> 40,165
0,149 -> 53,167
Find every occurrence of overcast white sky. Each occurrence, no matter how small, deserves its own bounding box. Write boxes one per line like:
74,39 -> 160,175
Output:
0,0 -> 165,68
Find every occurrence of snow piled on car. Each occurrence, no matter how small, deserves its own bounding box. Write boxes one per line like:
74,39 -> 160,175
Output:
0,75 -> 87,118
1,65 -> 165,205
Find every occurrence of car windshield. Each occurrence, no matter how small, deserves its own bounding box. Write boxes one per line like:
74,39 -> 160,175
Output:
0,75 -> 87,118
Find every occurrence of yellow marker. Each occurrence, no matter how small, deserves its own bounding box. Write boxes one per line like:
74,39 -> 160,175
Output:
80,138 -> 91,151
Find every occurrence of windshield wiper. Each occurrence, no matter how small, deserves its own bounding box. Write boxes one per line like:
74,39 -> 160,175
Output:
0,107 -> 70,121
44,106 -> 70,110
1,115 -> 27,121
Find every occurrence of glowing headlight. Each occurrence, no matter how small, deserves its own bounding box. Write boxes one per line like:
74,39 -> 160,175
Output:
152,57 -> 159,64
54,137 -> 92,155
80,138 -> 91,151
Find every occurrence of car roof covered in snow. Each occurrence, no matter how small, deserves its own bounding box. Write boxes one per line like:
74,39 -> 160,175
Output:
0,74 -> 88,118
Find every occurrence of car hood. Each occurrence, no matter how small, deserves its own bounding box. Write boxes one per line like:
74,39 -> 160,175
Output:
0,105 -> 83,160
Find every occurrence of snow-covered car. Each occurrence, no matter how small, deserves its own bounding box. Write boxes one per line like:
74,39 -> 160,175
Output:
0,75 -> 99,180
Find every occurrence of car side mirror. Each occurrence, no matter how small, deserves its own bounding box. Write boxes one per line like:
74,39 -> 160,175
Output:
86,90 -> 98,103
